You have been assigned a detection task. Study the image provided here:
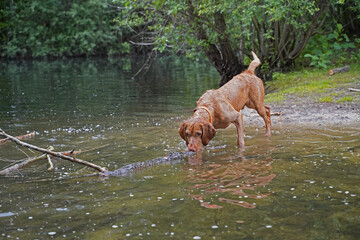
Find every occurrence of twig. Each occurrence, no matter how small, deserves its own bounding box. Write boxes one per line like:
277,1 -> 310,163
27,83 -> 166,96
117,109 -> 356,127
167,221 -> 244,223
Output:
0,157 -> 22,163
47,147 -> 54,171
132,51 -> 154,79
270,111 -> 284,116
59,144 -> 110,157
0,128 -> 108,174
15,146 -> 31,158
0,154 -> 47,175
47,155 -> 54,171
0,132 -> 35,144
0,146 -> 55,175
0,144 -> 110,175
348,88 -> 360,92
270,111 -> 283,121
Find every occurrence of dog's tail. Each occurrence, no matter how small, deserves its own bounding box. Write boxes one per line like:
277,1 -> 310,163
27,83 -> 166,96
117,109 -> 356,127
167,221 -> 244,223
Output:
247,51 -> 261,74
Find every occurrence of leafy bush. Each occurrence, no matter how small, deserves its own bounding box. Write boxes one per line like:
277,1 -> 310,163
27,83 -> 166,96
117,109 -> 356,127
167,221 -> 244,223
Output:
1,0 -> 130,58
300,0 -> 360,68
302,24 -> 359,68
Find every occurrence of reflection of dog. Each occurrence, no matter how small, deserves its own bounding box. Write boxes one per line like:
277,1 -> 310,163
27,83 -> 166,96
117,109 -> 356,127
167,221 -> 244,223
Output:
179,52 -> 271,152
186,154 -> 276,209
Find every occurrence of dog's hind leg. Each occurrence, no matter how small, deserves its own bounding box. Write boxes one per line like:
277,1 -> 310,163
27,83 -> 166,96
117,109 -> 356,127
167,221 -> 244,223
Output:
265,105 -> 271,129
256,105 -> 271,136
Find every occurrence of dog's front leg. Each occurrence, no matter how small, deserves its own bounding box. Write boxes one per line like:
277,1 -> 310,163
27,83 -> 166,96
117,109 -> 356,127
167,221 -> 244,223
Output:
233,113 -> 245,150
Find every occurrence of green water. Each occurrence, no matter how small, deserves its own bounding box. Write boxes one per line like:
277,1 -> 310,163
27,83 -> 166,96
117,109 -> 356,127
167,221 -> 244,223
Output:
0,58 -> 359,239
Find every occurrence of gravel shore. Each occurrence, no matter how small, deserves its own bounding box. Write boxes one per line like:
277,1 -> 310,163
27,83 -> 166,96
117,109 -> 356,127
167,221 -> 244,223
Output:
243,99 -> 360,128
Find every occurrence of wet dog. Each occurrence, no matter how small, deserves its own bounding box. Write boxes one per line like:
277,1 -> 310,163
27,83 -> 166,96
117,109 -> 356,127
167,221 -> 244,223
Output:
179,52 -> 271,151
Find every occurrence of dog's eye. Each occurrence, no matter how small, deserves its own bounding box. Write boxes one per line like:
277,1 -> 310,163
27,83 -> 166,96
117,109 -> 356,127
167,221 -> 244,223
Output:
196,132 -> 202,136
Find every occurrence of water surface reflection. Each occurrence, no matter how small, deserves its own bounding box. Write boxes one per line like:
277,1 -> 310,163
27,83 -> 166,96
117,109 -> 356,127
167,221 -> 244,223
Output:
0,58 -> 360,239
186,152 -> 276,209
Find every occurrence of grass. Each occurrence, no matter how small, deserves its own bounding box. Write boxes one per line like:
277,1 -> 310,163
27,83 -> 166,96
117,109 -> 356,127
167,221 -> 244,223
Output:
337,96 -> 354,103
319,96 -> 333,103
265,64 -> 360,104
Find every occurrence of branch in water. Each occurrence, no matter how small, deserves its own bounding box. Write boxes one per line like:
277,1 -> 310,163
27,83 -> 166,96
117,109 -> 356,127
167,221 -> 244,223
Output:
0,128 -> 108,174
0,132 -> 35,144
0,154 -> 46,175
0,129 -> 193,177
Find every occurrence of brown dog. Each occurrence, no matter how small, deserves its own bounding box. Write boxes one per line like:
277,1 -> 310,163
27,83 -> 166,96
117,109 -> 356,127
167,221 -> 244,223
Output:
179,52 -> 271,152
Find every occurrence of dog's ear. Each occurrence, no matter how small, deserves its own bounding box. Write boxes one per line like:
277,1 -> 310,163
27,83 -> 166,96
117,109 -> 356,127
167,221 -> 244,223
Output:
179,122 -> 188,145
201,122 -> 216,146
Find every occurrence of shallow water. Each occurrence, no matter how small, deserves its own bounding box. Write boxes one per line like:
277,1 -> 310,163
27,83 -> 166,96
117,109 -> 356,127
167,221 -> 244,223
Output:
0,58 -> 360,239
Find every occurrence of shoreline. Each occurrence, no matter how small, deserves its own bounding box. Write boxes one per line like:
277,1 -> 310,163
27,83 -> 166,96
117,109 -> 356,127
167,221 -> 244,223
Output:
242,101 -> 360,128
245,68 -> 360,128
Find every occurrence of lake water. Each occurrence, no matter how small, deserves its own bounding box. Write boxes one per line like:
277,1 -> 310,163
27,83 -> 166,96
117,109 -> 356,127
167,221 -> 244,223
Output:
0,57 -> 359,239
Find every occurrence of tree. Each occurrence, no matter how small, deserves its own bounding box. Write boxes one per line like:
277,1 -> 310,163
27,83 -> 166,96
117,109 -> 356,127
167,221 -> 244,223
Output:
329,0 -> 360,37
300,0 -> 360,68
116,0 -> 330,85
0,0 -> 130,58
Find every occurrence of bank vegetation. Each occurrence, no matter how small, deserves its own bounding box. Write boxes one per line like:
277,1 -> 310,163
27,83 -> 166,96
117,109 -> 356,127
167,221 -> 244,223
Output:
1,0 -> 359,84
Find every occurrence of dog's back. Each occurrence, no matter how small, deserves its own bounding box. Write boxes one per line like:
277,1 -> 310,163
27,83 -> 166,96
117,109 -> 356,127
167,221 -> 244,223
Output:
215,52 -> 263,111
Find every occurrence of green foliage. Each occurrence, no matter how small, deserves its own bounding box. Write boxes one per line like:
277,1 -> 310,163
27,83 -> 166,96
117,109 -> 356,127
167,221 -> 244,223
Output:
302,24 -> 359,68
337,96 -> 354,103
300,0 -> 360,68
1,0 -> 129,58
115,0 -> 324,68
319,96 -> 333,103
1,0 -> 359,74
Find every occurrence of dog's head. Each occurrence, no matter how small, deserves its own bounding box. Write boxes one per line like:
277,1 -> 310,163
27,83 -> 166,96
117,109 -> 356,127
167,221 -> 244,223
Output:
179,119 -> 216,152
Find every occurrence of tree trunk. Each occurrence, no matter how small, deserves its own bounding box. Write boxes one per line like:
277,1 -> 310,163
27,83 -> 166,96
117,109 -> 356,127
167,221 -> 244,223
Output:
255,0 -> 329,71
213,12 -> 246,86
186,1 -> 246,86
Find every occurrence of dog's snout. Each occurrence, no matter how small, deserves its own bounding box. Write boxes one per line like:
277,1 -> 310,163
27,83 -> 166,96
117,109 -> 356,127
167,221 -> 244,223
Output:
188,146 -> 196,152
188,143 -> 199,152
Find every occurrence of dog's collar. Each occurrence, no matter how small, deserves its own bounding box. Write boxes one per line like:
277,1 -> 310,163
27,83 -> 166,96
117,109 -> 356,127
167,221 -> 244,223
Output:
194,106 -> 213,124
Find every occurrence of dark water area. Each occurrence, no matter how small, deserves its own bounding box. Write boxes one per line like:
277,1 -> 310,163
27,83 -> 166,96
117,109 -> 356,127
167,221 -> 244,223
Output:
0,57 -> 359,239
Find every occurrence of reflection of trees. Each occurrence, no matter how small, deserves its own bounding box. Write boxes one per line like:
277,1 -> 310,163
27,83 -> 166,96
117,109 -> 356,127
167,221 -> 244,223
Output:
185,154 -> 276,209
